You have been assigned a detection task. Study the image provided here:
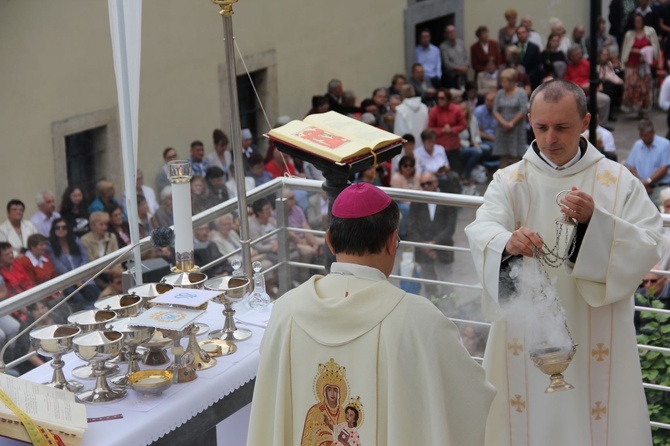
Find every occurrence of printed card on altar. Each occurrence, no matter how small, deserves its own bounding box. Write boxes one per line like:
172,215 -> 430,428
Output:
149,288 -> 221,308
129,306 -> 205,332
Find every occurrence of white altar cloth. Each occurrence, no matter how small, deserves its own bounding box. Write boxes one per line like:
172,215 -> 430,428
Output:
10,302 -> 271,446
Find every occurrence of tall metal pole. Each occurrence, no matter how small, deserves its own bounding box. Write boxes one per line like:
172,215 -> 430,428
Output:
211,0 -> 252,277
589,0 -> 602,146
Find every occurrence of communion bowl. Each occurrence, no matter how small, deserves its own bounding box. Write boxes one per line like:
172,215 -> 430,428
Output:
73,330 -> 124,363
128,282 -> 174,307
68,309 -> 117,333
204,276 -> 250,303
530,345 -> 577,393
162,271 -> 208,289
109,318 -> 155,347
30,324 -> 81,357
94,294 -> 144,318
129,369 -> 173,397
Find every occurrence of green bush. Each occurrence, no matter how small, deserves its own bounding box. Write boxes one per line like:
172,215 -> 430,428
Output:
636,293 -> 670,445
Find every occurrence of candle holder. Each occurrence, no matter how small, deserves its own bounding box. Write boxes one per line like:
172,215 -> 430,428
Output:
168,160 -> 195,273
29,324 -> 83,392
205,276 -> 252,342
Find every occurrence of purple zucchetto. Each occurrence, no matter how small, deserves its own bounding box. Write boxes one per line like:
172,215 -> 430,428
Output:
331,183 -> 392,219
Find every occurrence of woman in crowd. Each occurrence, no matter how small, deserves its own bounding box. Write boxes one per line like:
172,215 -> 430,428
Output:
428,88 -> 468,175
476,57 -> 499,93
136,194 -> 156,239
59,185 -> 89,237
457,102 -> 483,185
492,68 -> 528,168
190,175 -> 211,215
108,204 -> 131,248
80,211 -> 119,262
621,12 -> 659,116
498,9 -> 518,55
390,155 -> 420,238
152,187 -> 174,228
597,47 -> 624,116
98,266 -> 125,299
541,32 -> 568,81
47,218 -> 99,311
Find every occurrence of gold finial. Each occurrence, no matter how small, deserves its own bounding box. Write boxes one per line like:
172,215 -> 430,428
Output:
211,0 -> 238,16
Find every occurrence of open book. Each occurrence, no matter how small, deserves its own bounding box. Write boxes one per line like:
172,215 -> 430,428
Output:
0,374 -> 87,446
267,111 -> 402,164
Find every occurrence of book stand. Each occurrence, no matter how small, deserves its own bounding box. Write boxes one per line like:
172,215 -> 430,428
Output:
274,140 -> 402,269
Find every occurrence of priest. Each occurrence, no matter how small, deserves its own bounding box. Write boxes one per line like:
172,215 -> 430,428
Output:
248,182 -> 494,446
465,79 -> 662,446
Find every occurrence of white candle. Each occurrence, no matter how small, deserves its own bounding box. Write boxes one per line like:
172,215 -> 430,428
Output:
169,161 -> 194,271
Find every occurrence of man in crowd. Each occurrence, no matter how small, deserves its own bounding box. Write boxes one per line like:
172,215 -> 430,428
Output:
635,264 -> 670,333
625,119 -> 670,207
414,129 -> 450,176
474,90 -> 498,165
415,28 -> 442,88
521,15 -> 544,51
408,172 -> 458,298
516,24 -> 543,89
0,200 -> 37,257
408,63 -> 437,106
325,79 -> 361,116
440,24 -> 469,89
248,182 -> 494,445
188,140 -> 209,177
30,191 -> 60,237
571,24 -> 590,58
466,79 -> 662,446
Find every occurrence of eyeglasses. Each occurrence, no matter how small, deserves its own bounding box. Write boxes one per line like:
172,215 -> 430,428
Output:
643,278 -> 660,285
55,225 -> 67,230
420,181 -> 435,188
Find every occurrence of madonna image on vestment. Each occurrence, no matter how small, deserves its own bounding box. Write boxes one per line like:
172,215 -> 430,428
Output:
300,358 -> 364,446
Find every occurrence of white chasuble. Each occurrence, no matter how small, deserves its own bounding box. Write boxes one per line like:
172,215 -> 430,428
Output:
465,139 -> 662,446
247,262 -> 495,446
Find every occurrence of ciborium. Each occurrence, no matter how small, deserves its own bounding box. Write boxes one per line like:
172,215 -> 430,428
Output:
94,294 -> 144,318
29,324 -> 83,392
530,345 -> 577,393
68,310 -> 119,379
204,276 -> 251,342
73,330 -> 127,404
142,331 -> 172,366
128,282 -> 174,308
108,318 -> 155,388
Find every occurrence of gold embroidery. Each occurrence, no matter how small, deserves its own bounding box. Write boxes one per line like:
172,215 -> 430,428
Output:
509,168 -> 525,183
511,394 -> 526,413
592,401 -> 607,420
507,338 -> 523,356
592,343 -> 610,362
596,170 -> 616,187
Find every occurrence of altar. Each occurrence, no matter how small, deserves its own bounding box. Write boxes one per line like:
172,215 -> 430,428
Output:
6,302 -> 270,446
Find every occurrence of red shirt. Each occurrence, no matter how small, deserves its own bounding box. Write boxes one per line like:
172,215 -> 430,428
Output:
564,59 -> 591,87
265,160 -> 297,179
428,103 -> 467,151
1,260 -> 35,297
16,254 -> 58,285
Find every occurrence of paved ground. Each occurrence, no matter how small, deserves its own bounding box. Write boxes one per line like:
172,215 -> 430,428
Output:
416,106 -> 669,340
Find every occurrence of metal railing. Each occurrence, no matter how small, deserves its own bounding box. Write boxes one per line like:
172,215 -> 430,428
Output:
2,176 -> 670,430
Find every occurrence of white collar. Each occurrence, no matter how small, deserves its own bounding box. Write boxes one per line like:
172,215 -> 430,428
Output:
26,251 -> 48,267
538,147 -> 581,170
330,262 -> 386,281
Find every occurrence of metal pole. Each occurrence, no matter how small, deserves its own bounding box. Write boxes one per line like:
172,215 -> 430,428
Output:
589,0 -> 602,145
275,197 -> 291,295
212,1 -> 252,277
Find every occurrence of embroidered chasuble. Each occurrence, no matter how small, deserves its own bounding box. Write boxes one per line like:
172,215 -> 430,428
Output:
465,139 -> 662,446
247,262 -> 495,446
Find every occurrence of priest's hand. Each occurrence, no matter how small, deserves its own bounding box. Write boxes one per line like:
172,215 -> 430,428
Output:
559,187 -> 594,224
505,227 -> 543,257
